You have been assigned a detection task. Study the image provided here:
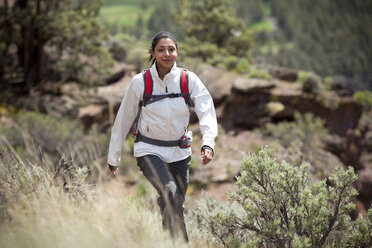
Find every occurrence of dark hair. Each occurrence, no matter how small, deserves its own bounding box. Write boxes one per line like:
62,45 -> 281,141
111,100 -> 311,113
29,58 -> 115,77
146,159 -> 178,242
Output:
148,31 -> 178,65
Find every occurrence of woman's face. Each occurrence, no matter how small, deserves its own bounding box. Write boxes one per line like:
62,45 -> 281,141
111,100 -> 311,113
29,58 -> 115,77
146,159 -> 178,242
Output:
151,38 -> 178,72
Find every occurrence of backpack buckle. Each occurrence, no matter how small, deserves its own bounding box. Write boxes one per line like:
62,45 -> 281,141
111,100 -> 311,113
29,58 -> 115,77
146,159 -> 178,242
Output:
133,131 -> 141,143
178,130 -> 192,148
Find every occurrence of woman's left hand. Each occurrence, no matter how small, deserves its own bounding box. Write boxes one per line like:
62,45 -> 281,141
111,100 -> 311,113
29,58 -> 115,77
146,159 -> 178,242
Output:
201,148 -> 213,166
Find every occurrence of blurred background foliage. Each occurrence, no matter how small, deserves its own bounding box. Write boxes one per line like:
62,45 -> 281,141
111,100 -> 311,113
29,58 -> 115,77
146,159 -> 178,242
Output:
1,0 -> 371,90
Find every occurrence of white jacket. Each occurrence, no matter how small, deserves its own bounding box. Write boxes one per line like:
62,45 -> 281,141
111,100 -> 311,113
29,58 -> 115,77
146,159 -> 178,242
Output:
108,62 -> 218,166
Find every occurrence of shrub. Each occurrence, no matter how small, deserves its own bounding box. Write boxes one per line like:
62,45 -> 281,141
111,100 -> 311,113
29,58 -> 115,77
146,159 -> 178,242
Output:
187,193 -> 245,247
223,56 -> 239,71
0,112 -> 110,183
15,111 -> 84,157
108,35 -> 128,62
126,46 -> 149,72
189,148 -> 367,248
262,113 -> 336,179
53,46 -> 114,86
353,90 -> 372,112
235,58 -> 251,74
298,71 -> 314,84
301,74 -> 322,95
323,76 -> 333,89
249,69 -> 272,80
180,38 -> 220,62
297,71 -> 323,93
345,208 -> 372,247
263,112 -> 327,151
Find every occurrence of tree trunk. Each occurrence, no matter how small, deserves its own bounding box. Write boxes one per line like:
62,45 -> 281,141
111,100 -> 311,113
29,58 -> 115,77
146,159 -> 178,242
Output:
0,0 -> 11,85
16,0 -> 45,90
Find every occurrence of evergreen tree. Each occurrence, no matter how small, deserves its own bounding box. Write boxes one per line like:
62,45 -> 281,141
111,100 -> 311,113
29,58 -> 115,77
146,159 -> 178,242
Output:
148,0 -> 180,38
234,0 -> 265,25
0,0 -> 112,89
176,0 -> 253,59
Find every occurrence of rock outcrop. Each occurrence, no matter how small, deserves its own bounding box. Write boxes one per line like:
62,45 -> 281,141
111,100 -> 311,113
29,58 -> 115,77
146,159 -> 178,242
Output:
219,76 -> 363,137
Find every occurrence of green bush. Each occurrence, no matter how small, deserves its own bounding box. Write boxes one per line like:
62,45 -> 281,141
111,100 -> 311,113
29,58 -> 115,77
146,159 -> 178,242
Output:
262,113 -> 335,178
297,71 -> 313,84
53,46 -> 114,86
189,148 -> 370,248
180,38 -> 220,62
223,56 -> 239,71
15,111 -> 84,156
345,209 -> 372,247
235,58 -> 251,74
302,75 -> 322,95
187,193 -> 246,247
353,90 -> 372,112
249,69 -> 272,80
176,0 -> 253,63
0,112 -> 110,182
108,35 -> 128,62
263,112 -> 327,151
126,46 -> 149,72
323,76 -> 333,89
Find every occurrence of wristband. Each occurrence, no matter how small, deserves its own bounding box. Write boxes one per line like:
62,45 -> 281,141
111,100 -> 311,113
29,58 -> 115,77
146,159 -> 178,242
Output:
108,164 -> 117,171
201,145 -> 214,156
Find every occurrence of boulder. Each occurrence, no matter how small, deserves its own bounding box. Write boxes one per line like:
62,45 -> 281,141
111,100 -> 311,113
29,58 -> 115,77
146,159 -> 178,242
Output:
232,77 -> 276,93
363,130 -> 372,153
221,77 -> 276,129
97,75 -> 132,104
330,76 -> 354,96
269,66 -> 298,82
78,103 -> 109,130
210,158 -> 240,183
195,63 -> 236,106
105,63 -> 127,85
356,166 -> 372,209
189,165 -> 211,185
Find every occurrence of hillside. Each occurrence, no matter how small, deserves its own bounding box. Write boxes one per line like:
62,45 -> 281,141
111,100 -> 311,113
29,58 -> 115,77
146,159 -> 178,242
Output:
1,0 -> 372,246
100,0 -> 372,90
1,59 -> 372,247
1,59 -> 371,210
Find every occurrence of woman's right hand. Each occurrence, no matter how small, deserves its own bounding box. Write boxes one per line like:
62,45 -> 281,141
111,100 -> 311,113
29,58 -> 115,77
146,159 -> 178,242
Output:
108,164 -> 119,175
201,148 -> 213,166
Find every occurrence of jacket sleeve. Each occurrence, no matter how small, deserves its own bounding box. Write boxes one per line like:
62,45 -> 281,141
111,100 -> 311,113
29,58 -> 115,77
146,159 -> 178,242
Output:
107,75 -> 142,167
189,72 -> 218,151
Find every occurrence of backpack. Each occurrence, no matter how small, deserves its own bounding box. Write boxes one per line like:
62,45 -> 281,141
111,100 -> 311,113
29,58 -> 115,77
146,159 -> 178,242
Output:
141,68 -> 194,107
133,68 -> 194,148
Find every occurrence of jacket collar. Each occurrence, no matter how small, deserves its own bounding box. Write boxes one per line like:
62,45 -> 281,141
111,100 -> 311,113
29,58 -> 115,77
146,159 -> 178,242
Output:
150,61 -> 178,80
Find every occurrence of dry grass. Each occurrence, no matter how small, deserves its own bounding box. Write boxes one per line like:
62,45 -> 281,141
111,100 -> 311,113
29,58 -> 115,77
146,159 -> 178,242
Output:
0,132 -> 223,248
0,136 -> 187,248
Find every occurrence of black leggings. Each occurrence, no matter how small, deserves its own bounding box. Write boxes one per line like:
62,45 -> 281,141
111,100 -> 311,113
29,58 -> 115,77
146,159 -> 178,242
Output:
136,155 -> 190,242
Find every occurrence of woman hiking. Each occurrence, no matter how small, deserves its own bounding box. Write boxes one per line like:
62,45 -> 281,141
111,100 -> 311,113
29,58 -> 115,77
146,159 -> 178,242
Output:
107,31 -> 218,242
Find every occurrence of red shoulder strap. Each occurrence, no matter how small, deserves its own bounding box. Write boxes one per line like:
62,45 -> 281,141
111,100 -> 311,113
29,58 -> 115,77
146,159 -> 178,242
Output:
180,69 -> 191,106
180,69 -> 188,94
142,69 -> 153,105
180,69 -> 194,107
